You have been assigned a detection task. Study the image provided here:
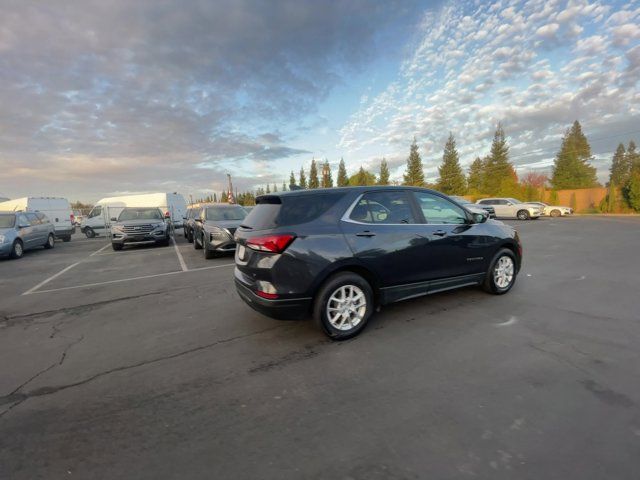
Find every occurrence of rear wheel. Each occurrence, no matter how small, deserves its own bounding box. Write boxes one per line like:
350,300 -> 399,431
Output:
112,242 -> 123,251
313,272 -> 374,340
85,227 -> 96,238
483,248 -> 517,294
44,234 -> 55,249
516,210 -> 530,220
550,209 -> 561,217
186,228 -> 193,243
10,240 -> 24,259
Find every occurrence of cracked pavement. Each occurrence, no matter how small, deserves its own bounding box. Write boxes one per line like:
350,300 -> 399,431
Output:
1,218 -> 640,479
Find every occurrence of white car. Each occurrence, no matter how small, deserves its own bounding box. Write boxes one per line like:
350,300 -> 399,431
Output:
476,198 -> 542,220
528,202 -> 573,217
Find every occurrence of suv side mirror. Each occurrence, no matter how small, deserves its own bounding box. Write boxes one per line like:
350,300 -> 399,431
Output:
472,212 -> 488,224
17,222 -> 29,229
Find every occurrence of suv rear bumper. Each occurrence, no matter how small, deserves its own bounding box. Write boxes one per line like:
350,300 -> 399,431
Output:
234,276 -> 311,320
55,226 -> 76,237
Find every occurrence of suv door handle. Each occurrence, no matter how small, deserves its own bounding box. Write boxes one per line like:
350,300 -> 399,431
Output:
432,230 -> 447,237
356,231 -> 376,237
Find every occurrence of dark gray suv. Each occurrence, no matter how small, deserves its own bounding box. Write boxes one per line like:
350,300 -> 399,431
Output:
110,208 -> 171,251
234,187 -> 522,340
193,204 -> 247,259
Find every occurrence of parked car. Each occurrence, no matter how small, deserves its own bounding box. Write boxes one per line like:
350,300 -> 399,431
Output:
81,192 -> 187,238
449,195 -> 495,218
234,187 -> 522,340
0,211 -> 56,259
183,205 -> 202,243
476,198 -> 542,220
527,202 -> 573,217
0,197 -> 75,241
110,207 -> 171,251
193,204 -> 247,259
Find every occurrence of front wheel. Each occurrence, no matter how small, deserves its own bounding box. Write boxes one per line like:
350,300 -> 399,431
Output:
44,234 -> 55,249
516,210 -> 530,220
10,240 -> 24,259
550,209 -> 561,217
85,227 -> 96,238
193,233 -> 202,250
483,248 -> 517,294
313,272 -> 374,340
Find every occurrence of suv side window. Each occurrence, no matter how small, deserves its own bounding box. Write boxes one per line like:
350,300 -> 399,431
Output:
413,192 -> 467,224
17,213 -> 30,226
349,191 -> 416,224
26,213 -> 41,225
36,212 -> 49,224
88,206 -> 102,218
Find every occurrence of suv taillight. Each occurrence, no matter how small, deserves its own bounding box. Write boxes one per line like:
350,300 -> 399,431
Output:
70,213 -> 75,223
246,234 -> 295,253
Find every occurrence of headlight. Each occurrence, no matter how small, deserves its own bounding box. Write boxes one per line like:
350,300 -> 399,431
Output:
152,223 -> 164,230
111,225 -> 123,232
208,226 -> 228,240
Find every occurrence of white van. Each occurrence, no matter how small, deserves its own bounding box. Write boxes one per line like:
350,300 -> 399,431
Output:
80,193 -> 187,238
0,197 -> 75,241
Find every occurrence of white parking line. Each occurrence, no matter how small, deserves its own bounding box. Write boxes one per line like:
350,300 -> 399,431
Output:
26,263 -> 235,295
172,237 -> 188,271
22,243 -> 110,295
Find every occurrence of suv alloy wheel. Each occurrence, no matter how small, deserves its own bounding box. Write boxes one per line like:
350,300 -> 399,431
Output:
517,210 -> 530,220
313,272 -> 374,340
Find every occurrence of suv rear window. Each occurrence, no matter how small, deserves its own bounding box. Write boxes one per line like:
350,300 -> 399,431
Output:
242,191 -> 347,230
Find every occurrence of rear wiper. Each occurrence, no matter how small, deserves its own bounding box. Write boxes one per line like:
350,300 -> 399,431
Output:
239,224 -> 253,229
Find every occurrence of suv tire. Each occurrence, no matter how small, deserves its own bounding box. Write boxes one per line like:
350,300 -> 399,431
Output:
516,210 -> 530,220
44,234 -> 55,249
483,248 -> 517,295
10,240 -> 24,259
313,272 -> 374,340
85,227 -> 96,238
550,209 -> 561,217
193,232 -> 202,250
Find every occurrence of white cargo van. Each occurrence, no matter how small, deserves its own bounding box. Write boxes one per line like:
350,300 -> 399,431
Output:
0,197 -> 75,241
80,193 -> 187,238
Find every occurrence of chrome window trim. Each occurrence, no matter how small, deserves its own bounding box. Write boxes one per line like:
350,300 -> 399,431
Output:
341,192 -> 473,227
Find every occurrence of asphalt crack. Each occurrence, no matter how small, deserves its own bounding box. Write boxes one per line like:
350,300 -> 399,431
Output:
0,324 -> 285,417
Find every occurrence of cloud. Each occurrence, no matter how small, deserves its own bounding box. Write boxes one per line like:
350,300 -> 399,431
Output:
339,0 -> 640,183
0,0 -> 428,199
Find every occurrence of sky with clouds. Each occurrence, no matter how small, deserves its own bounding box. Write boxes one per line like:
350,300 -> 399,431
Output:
1,0 -> 639,202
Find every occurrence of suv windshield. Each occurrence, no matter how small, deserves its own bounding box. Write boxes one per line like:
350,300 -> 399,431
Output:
0,214 -> 16,228
118,208 -> 163,221
205,206 -> 246,221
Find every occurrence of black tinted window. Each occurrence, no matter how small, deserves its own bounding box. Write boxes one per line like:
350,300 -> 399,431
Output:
242,192 -> 346,230
350,191 -> 416,224
205,206 -> 246,221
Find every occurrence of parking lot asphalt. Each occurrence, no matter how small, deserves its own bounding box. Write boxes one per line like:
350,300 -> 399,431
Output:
1,217 -> 639,479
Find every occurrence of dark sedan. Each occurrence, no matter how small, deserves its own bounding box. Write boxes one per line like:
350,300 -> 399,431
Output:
234,186 -> 522,339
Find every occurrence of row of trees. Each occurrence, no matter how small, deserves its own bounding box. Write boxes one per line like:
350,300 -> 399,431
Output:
199,120 -> 637,212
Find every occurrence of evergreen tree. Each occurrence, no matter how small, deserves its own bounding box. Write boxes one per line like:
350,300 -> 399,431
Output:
403,137 -> 425,186
308,158 -> 319,189
282,181 -> 287,192
321,160 -> 334,188
337,158 -> 349,187
273,184 -> 278,193
437,133 -> 466,194
628,141 -> 640,173
289,170 -> 296,188
266,184 -> 271,194
467,157 -> 485,193
551,121 -> 598,189
350,166 -> 376,186
299,167 -> 307,188
609,143 -> 629,186
213,193 -> 217,203
378,158 -> 390,185
483,124 -> 517,195
220,191 -> 228,202
626,172 -> 640,211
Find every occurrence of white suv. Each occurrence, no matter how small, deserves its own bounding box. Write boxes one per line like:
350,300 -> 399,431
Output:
476,198 -> 542,220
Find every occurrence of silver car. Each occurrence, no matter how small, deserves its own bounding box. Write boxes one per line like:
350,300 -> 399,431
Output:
476,198 -> 542,220
0,211 -> 56,259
